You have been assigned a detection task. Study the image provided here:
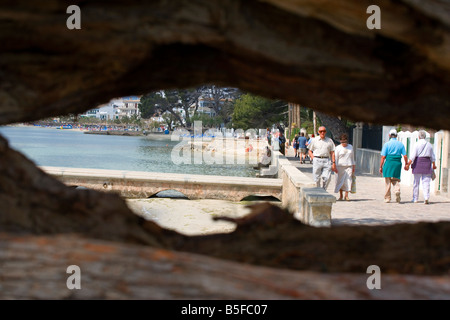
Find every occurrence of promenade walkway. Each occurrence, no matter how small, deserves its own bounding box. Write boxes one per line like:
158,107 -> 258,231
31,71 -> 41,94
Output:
285,147 -> 450,226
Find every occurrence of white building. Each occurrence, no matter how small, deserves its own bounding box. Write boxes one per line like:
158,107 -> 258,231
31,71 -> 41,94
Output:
118,96 -> 141,119
81,96 -> 141,120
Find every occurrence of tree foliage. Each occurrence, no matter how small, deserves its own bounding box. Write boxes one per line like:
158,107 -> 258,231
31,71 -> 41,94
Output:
139,87 -> 353,138
191,114 -> 224,128
138,89 -> 202,128
139,86 -> 241,129
201,85 -> 241,125
232,93 -> 287,130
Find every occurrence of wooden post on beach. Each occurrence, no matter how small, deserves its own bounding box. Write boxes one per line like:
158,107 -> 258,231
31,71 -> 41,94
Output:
288,103 -> 302,143
288,103 -> 292,142
294,104 -> 301,132
313,111 -> 317,135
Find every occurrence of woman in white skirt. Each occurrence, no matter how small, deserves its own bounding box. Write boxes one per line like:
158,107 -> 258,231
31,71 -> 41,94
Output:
334,133 -> 356,200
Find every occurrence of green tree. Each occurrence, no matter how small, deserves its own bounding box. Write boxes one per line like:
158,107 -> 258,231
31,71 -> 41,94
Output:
138,92 -> 166,119
191,113 -> 223,128
297,107 -> 319,136
138,89 -> 202,129
232,94 -> 287,130
162,111 -> 182,131
201,85 -> 241,126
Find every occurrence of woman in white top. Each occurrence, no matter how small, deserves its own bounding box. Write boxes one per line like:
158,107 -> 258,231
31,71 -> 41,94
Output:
334,133 -> 356,200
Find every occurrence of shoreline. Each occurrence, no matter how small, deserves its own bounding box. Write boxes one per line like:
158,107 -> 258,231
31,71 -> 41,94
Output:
3,123 -> 271,175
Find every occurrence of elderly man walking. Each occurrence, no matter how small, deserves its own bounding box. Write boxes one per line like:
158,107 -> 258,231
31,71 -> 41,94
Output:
405,130 -> 437,204
307,126 -> 337,190
379,129 -> 409,203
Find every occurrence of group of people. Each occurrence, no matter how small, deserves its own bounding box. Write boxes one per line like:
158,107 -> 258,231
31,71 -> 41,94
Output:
301,126 -> 436,204
305,126 -> 355,201
292,132 -> 310,163
267,128 -> 287,155
379,128 -> 436,204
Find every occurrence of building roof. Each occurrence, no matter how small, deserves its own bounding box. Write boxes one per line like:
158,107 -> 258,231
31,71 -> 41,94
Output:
122,96 -> 142,101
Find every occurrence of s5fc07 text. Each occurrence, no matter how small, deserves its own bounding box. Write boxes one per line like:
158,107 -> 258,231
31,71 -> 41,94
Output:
225,305 -> 267,315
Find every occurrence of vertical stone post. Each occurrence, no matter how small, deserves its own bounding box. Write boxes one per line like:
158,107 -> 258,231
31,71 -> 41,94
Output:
299,188 -> 335,227
353,122 -> 363,150
313,111 -> 317,135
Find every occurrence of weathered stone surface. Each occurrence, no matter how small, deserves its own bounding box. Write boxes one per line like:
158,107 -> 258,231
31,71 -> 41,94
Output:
189,202 -> 450,276
1,0 -> 450,129
1,233 -> 449,300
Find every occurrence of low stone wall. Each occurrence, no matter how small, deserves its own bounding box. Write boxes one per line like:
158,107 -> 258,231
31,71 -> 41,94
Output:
277,155 -> 315,213
43,156 -> 337,227
440,168 -> 449,196
274,152 -> 334,227
41,167 -> 282,201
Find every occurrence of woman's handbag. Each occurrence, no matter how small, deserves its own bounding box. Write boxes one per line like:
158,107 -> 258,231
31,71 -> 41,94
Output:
432,170 -> 436,181
351,174 -> 356,193
412,143 -> 428,170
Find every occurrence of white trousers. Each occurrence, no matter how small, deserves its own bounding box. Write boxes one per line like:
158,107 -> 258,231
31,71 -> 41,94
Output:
312,158 -> 332,190
413,174 -> 431,201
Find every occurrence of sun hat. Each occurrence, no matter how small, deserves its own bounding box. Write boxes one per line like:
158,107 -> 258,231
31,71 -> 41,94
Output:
389,128 -> 397,135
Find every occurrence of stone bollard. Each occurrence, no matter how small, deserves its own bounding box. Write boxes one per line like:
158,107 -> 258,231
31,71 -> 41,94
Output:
299,187 -> 336,227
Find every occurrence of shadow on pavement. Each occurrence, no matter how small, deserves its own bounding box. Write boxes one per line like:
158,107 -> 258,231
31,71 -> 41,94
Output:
335,199 -> 375,202
332,218 -> 420,226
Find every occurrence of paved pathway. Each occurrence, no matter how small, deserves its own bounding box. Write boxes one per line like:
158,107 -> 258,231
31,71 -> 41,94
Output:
285,148 -> 450,226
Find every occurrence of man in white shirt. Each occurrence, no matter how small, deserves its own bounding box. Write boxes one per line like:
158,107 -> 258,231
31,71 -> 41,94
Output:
405,130 -> 437,204
307,126 -> 337,190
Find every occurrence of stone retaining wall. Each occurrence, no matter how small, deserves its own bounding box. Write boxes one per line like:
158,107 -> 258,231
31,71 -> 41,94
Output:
275,152 -> 335,227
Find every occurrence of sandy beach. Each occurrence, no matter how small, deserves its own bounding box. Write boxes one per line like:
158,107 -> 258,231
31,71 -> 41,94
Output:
126,198 -> 280,236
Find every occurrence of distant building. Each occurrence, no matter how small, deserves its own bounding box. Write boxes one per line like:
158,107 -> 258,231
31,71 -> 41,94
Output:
118,96 -> 141,119
80,96 -> 141,120
189,96 -> 233,118
84,108 -> 100,118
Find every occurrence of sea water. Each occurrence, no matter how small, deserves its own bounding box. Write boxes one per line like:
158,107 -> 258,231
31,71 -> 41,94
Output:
0,126 -> 257,177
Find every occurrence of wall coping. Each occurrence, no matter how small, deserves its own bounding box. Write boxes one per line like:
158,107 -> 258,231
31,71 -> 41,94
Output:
301,187 -> 337,204
40,166 -> 283,188
277,153 -> 315,187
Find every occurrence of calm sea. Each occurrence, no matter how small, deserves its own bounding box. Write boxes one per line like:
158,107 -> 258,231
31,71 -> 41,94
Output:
0,126 -> 257,177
